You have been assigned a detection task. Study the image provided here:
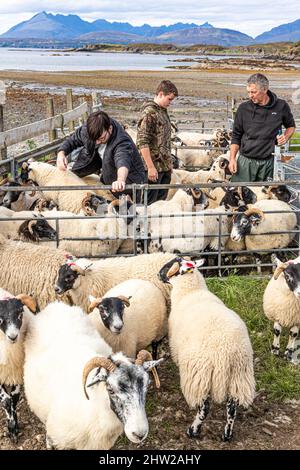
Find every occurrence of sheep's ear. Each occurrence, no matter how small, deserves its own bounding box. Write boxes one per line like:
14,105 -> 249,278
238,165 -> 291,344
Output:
143,358 -> 164,372
87,367 -> 108,389
195,259 -> 205,268
16,294 -> 37,314
271,254 -> 283,267
166,262 -> 180,278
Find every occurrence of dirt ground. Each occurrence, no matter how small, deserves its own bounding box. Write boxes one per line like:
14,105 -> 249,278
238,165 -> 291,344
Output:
1,345 -> 300,451
0,68 -> 300,451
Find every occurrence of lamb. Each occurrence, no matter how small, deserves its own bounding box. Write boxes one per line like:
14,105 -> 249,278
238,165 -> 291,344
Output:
54,252 -> 174,312
230,200 -> 297,251
88,279 -> 168,359
23,301 -> 162,449
20,160 -> 106,215
250,184 -> 292,203
0,288 -> 37,441
0,235 -> 71,309
263,255 -> 300,361
0,207 -> 57,243
158,257 -> 255,441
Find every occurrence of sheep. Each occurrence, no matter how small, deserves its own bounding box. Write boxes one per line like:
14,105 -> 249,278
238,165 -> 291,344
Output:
175,148 -> 214,168
20,160 -> 107,215
81,174 -> 115,202
40,197 -> 132,257
136,188 -> 228,254
263,255 -> 300,361
158,256 -> 255,441
0,180 -> 57,212
0,288 -> 37,441
0,207 -> 57,243
230,200 -> 297,251
167,154 -> 231,200
54,252 -> 174,312
88,279 -> 168,359
0,235 -> 71,309
175,129 -> 231,148
23,301 -> 162,449
250,184 -> 292,204
207,185 -> 257,209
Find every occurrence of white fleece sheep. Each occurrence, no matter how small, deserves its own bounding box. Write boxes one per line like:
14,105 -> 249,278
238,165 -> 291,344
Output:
81,174 -> 115,202
41,202 -> 128,257
138,189 -> 228,253
24,301 -> 161,450
55,252 -> 174,312
0,235 -> 71,309
22,161 -> 103,214
263,256 -> 300,361
167,154 -> 230,200
88,279 -> 168,358
0,207 -> 56,243
159,257 -> 255,441
230,199 -> 297,251
0,288 -> 37,441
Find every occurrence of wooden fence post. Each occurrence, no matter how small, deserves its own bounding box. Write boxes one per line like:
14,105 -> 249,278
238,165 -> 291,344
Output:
231,98 -> 237,121
66,89 -> 75,134
0,104 -> 7,161
46,98 -> 57,142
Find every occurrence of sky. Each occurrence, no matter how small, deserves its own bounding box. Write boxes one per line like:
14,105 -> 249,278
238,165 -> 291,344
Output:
0,1 -> 299,38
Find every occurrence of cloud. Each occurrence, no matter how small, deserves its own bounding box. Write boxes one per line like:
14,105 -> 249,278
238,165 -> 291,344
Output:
0,1 -> 298,37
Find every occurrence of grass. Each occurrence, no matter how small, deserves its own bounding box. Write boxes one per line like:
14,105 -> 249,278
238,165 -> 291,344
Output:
290,131 -> 300,152
207,275 -> 300,401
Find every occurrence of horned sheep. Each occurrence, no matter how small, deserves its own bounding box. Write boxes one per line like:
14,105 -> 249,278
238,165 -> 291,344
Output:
0,207 -> 56,243
88,278 -> 168,359
55,252 -> 174,312
230,200 -> 297,251
23,301 -> 162,449
20,161 -> 106,215
263,256 -> 300,361
0,288 -> 37,441
158,257 -> 255,441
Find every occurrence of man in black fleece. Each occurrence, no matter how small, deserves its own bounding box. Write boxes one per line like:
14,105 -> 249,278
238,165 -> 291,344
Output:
229,73 -> 295,182
56,110 -> 146,200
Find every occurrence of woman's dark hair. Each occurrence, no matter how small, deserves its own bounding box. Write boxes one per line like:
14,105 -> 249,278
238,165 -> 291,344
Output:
87,111 -> 111,141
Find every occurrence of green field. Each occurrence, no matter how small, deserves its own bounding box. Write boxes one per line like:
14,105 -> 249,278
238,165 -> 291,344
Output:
290,131 -> 300,152
208,276 -> 300,401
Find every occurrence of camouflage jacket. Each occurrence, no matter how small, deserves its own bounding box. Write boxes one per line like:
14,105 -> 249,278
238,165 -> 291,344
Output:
136,100 -> 172,172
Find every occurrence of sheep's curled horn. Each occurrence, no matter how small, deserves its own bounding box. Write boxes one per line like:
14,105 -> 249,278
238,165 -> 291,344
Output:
81,194 -> 96,216
244,207 -> 265,220
135,350 -> 161,389
27,219 -> 37,234
82,357 -> 117,400
273,261 -> 290,280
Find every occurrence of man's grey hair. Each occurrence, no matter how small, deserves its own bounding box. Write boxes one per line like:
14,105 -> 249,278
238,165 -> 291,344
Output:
247,73 -> 269,90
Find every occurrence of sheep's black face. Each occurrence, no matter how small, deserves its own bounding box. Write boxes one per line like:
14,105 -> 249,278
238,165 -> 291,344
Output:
55,264 -> 79,294
284,264 -> 300,298
1,182 -> 22,208
272,185 -> 292,203
220,189 -> 242,209
231,213 -> 252,241
158,257 -> 183,283
33,218 -> 57,240
98,297 -> 125,334
0,298 -> 24,343
242,187 -> 257,205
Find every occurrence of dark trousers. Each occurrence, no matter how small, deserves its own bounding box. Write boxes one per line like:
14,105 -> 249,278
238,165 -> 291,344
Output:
146,171 -> 171,205
231,154 -> 274,182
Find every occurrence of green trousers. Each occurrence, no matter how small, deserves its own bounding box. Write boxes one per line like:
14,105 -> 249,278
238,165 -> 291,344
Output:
231,154 -> 274,183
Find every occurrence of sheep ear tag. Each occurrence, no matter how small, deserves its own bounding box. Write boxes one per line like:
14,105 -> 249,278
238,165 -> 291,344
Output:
179,260 -> 197,274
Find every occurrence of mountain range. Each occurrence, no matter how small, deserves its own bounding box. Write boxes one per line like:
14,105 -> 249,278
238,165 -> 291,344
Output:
1,11 -> 300,46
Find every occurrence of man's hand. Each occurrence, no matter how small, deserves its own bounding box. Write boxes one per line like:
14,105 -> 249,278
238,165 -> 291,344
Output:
112,180 -> 126,192
148,166 -> 158,182
277,134 -> 287,146
57,151 -> 68,171
228,159 -> 237,174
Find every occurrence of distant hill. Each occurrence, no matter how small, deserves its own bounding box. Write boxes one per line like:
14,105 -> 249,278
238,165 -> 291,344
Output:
1,11 -> 300,46
255,19 -> 300,43
156,24 -> 253,46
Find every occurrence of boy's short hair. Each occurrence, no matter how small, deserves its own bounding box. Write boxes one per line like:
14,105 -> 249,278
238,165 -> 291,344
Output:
87,111 -> 111,141
156,80 -> 178,97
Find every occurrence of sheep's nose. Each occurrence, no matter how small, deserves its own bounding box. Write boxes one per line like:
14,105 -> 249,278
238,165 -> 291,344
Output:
55,286 -> 62,294
131,431 -> 147,442
7,334 -> 18,343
